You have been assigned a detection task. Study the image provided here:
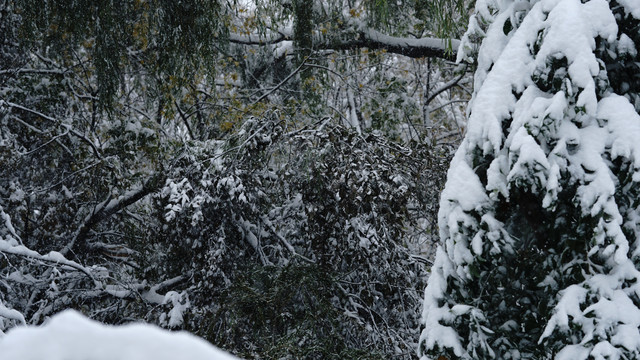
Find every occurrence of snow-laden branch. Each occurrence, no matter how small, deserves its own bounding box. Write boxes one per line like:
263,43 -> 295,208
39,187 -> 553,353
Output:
227,20 -> 460,61
1,233 -> 187,305
0,301 -> 26,328
330,20 -> 460,61
0,68 -> 69,76
0,237 -> 99,286
90,274 -> 189,304
260,215 -> 315,263
0,206 -> 21,244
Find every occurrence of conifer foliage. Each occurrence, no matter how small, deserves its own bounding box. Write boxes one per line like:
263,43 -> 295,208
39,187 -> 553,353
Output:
420,0 -> 640,358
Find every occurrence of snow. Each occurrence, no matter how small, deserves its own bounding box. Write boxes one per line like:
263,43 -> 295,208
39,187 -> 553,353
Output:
161,291 -> 190,328
555,345 -> 590,360
357,22 -> 461,56
618,0 -> 640,19
0,310 -> 240,360
465,0 -> 543,156
440,151 -> 489,213
598,95 -> 640,163
419,247 -> 465,358
422,0 -> 640,357
0,302 -> 25,333
507,126 -> 550,192
0,237 -> 94,281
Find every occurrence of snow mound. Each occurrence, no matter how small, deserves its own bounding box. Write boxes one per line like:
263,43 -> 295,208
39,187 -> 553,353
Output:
0,310 -> 239,360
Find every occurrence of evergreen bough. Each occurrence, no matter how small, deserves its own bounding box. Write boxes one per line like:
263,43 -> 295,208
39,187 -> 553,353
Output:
420,0 -> 640,358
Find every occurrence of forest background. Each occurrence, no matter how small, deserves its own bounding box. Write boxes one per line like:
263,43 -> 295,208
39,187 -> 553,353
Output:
0,0 -> 473,359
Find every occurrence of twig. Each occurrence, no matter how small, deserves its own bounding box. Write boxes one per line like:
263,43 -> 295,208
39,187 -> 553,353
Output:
425,65 -> 468,106
251,56 -> 310,105
5,101 -> 103,159
260,215 -> 315,263
174,100 -> 195,140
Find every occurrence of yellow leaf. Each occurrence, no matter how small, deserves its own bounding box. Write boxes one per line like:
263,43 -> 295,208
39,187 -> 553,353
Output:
220,121 -> 234,131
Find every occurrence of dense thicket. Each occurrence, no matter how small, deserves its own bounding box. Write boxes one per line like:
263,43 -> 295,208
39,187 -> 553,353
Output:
155,120 -> 451,357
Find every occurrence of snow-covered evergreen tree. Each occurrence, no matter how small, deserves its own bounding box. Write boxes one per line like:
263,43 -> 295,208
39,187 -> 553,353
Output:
420,0 -> 640,358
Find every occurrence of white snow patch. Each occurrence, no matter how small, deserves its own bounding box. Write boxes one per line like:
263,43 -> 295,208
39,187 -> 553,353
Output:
0,310 -> 239,360
617,0 -> 640,19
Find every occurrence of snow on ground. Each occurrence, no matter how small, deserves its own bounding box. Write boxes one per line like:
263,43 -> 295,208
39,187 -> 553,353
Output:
0,309 -> 240,360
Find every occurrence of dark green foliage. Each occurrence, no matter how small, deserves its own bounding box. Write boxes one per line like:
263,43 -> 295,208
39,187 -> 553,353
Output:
210,265 -> 384,359
17,0 -> 222,104
413,0 -> 472,41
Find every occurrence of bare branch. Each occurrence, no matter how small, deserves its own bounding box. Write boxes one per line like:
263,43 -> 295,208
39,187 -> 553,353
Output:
4,101 -> 103,159
251,56 -> 309,105
60,173 -> 164,257
174,101 -> 195,140
425,65 -> 468,105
